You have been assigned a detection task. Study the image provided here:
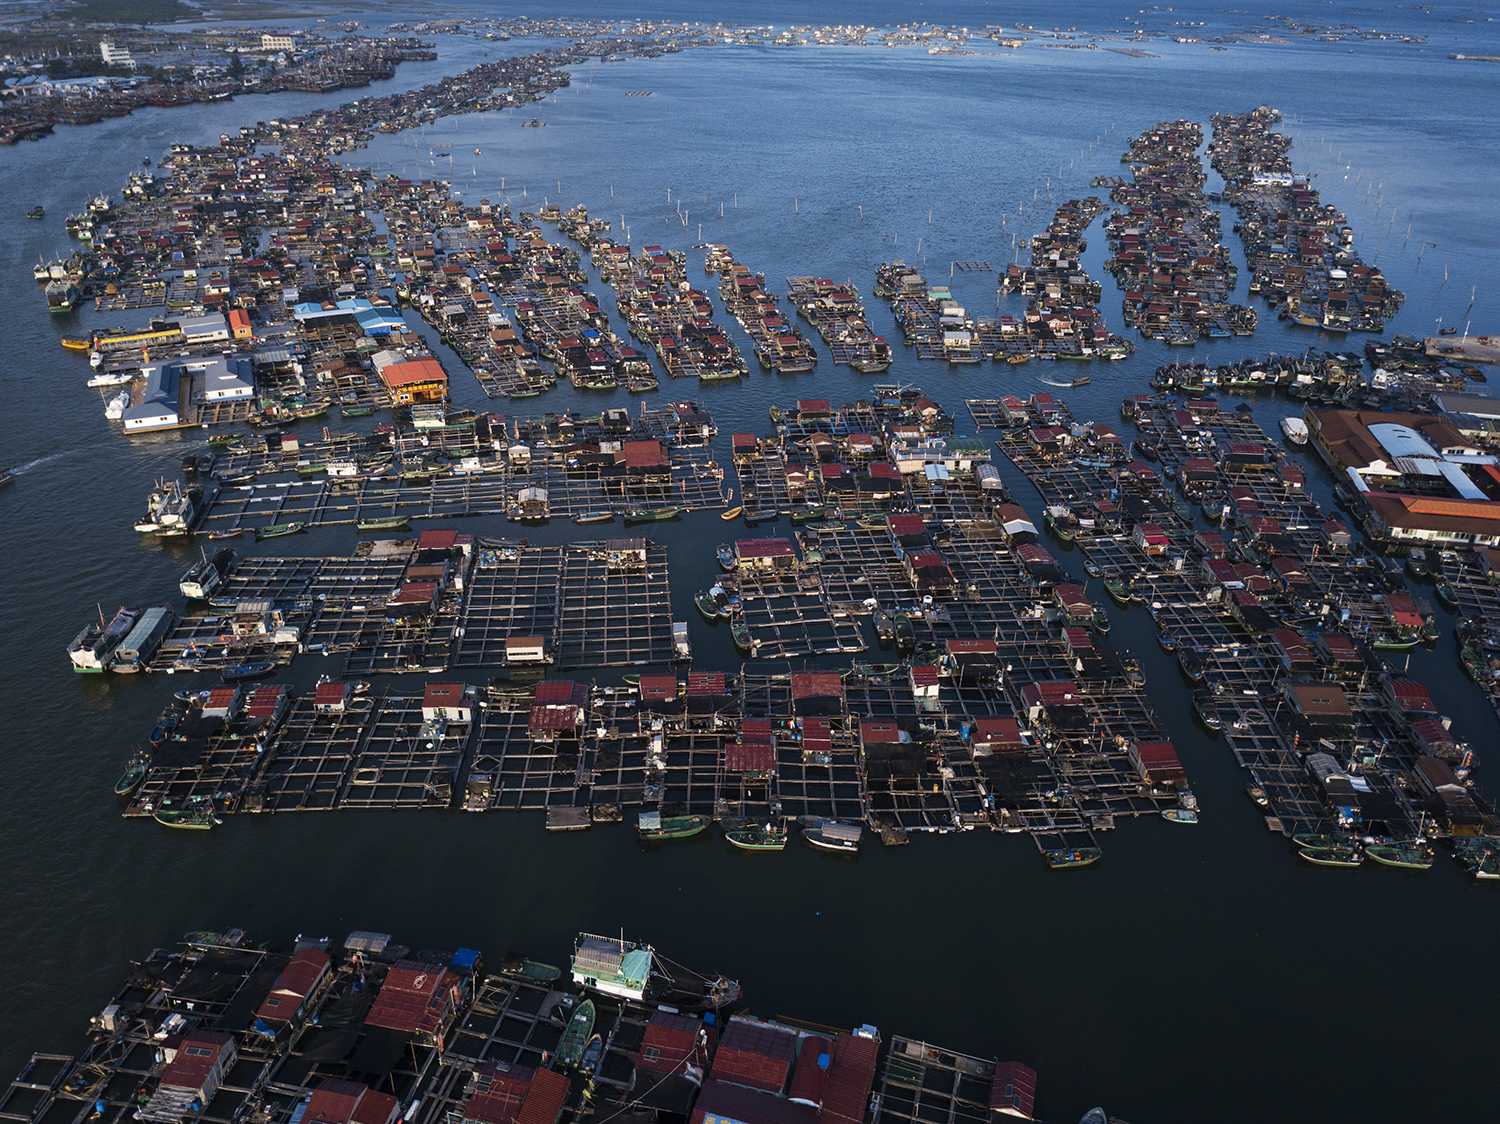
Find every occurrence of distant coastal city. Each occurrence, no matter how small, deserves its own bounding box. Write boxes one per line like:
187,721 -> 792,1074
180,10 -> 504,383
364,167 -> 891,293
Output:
3,2 -> 1500,1122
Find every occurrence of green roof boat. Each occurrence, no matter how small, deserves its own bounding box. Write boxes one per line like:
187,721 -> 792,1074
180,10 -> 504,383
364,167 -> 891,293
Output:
638,812 -> 711,841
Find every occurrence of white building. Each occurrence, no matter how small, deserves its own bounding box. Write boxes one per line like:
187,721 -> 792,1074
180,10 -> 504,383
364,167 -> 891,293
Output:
100,40 -> 135,68
261,34 -> 295,52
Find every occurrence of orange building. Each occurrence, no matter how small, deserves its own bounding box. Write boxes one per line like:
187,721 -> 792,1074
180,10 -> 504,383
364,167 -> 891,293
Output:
378,357 -> 447,405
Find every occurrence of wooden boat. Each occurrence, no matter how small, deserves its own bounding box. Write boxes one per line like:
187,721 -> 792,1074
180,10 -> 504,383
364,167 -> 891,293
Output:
255,521 -> 305,540
1161,807 -> 1198,824
1105,579 -> 1135,606
716,544 -> 736,571
556,999 -> 596,1068
871,605 -> 895,643
1245,785 -> 1270,810
1365,842 -> 1433,870
725,820 -> 788,851
623,506 -> 681,524
207,528 -> 242,540
1461,643 -> 1489,683
153,799 -> 218,830
720,506 -> 743,521
1045,847 -> 1101,869
579,1033 -> 604,1074
1192,689 -> 1221,730
695,592 -> 722,623
341,404 -> 375,418
573,511 -> 615,525
799,818 -> 861,854
496,954 -> 561,984
1435,580 -> 1459,611
222,659 -> 276,682
893,611 -> 915,654
114,750 -> 150,796
1293,833 -> 1348,850
730,617 -> 755,655
1300,846 -> 1363,868
638,812 -> 711,841
357,515 -> 409,532
790,505 -> 826,525
61,334 -> 92,351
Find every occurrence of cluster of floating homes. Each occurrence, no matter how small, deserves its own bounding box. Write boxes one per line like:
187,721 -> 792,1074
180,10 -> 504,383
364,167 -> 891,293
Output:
38,64 -> 1500,881
987,383 -> 1500,872
1098,119 -> 1256,343
0,929 -> 1085,1124
1209,106 -> 1401,333
0,37 -> 435,145
876,195 -> 1131,363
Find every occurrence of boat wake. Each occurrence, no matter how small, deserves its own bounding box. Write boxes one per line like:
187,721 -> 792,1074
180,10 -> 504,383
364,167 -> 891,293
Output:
12,449 -> 76,474
1037,377 -> 1073,388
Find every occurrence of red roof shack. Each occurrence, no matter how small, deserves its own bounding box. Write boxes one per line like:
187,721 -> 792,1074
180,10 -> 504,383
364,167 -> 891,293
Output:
365,960 -> 462,1043
710,1017 -> 797,1093
141,1030 -> 237,1122
989,1061 -> 1038,1121
303,1079 -> 400,1124
1128,740 -> 1185,788
463,1063 -> 570,1124
255,947 -> 331,1029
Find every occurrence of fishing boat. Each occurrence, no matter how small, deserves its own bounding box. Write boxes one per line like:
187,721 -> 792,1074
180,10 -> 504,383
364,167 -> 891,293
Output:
556,999 -> 596,1068
637,812 -> 711,841
1161,807 -> 1198,824
222,659 -> 276,682
1104,579 -> 1135,607
893,611 -> 915,654
730,617 -> 756,655
61,334 -> 91,351
1435,580 -> 1459,611
356,515 -> 410,532
695,591 -> 723,623
153,798 -> 219,830
623,506 -> 681,524
716,544 -> 736,571
0,468 -> 13,488
856,514 -> 888,531
720,506 -> 743,521
496,954 -> 561,984
1245,784 -> 1270,810
725,820 -> 788,851
113,749 -> 150,796
207,528 -> 242,540
1292,833 -> 1348,851
255,521 -> 305,540
1461,643 -> 1489,683
27,206 -> 44,220
1045,847 -> 1101,869
1405,549 -> 1431,580
790,505 -> 827,525
871,604 -> 895,643
573,511 -> 615,525
1177,647 -> 1206,681
1300,845 -> 1363,868
1191,689 -> 1221,730
798,817 -> 862,853
179,548 -> 234,600
579,1033 -> 604,1075
68,605 -> 141,672
1280,416 -> 1309,446
1365,842 -> 1433,870
570,932 -> 740,1008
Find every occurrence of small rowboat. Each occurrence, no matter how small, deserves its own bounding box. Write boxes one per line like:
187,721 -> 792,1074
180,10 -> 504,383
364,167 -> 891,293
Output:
207,528 -> 243,540
720,506 -> 743,521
